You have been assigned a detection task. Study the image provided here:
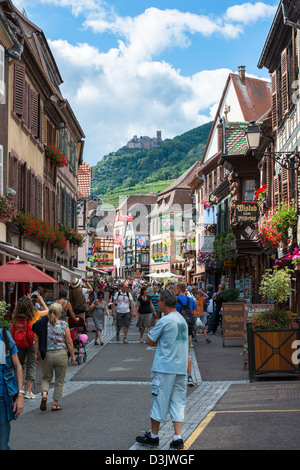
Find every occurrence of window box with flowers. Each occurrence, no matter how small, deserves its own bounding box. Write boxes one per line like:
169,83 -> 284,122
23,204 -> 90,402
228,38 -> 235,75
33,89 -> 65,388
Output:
15,212 -> 55,244
45,144 -> 67,168
255,184 -> 267,202
0,196 -> 18,223
51,230 -> 68,251
59,225 -> 84,246
247,267 -> 300,380
15,212 -> 68,250
257,201 -> 297,250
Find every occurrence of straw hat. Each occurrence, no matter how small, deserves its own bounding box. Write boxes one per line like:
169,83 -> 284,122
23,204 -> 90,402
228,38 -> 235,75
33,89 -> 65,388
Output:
71,278 -> 81,288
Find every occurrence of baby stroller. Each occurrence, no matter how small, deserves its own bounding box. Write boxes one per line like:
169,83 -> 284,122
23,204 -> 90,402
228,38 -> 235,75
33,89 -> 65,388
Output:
69,317 -> 88,365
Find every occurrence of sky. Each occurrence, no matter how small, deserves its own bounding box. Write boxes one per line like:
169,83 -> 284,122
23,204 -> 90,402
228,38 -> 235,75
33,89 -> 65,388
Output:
13,0 -> 280,167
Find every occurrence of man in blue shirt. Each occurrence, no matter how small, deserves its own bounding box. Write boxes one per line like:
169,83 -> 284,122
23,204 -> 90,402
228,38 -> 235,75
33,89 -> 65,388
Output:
175,283 -> 197,387
0,327 -> 24,450
136,289 -> 188,450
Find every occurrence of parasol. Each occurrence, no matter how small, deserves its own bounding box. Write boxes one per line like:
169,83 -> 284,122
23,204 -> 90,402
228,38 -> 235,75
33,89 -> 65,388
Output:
0,258 -> 58,283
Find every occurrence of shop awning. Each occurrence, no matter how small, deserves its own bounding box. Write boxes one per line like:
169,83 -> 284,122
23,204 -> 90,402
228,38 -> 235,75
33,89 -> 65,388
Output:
0,242 -> 62,273
61,265 -> 81,282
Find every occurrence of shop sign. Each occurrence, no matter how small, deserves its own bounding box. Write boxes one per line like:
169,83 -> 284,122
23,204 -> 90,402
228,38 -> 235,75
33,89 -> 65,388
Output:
235,203 -> 258,224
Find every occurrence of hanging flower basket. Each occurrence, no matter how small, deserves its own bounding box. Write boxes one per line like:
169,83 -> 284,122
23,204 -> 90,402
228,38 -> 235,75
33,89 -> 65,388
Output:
45,144 -> 67,168
258,201 -> 297,249
200,195 -> 218,209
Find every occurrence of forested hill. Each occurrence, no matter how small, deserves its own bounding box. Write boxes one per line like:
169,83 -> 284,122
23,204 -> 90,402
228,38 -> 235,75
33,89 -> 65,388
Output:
90,121 -> 212,204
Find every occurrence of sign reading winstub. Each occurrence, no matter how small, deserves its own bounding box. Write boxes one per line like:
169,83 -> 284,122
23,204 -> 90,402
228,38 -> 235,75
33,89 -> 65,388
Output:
235,203 -> 258,224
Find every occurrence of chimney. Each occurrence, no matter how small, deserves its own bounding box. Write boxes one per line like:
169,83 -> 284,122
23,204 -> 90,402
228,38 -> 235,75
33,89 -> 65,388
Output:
238,65 -> 246,83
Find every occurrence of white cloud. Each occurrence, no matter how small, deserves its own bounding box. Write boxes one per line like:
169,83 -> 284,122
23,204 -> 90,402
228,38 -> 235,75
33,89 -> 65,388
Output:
225,2 -> 278,25
23,1 -> 275,165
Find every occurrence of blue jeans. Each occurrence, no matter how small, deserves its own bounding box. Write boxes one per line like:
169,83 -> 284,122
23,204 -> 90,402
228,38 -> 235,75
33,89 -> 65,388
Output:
0,396 -> 10,450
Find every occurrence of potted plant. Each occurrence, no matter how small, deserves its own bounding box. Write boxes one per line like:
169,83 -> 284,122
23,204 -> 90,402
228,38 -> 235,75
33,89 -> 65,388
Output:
247,267 -> 300,380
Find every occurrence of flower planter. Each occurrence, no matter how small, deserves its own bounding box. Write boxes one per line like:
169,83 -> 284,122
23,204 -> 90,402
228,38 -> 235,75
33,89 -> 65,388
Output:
247,323 -> 300,381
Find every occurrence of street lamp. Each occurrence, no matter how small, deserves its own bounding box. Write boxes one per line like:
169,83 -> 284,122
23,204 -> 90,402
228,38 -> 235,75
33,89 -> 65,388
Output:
245,121 -> 300,170
245,121 -> 261,150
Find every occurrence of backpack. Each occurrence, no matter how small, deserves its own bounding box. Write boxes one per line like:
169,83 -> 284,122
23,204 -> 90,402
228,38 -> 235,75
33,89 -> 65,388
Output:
115,291 -> 129,305
177,296 -> 194,327
11,318 -> 35,348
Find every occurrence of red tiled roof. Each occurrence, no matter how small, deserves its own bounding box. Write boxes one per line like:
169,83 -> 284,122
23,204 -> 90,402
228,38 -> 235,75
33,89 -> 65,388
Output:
201,71 -> 272,165
78,161 -> 92,198
231,74 -> 271,122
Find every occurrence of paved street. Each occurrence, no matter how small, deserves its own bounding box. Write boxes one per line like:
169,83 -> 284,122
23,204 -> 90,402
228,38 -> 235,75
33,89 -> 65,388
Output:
9,317 -> 300,451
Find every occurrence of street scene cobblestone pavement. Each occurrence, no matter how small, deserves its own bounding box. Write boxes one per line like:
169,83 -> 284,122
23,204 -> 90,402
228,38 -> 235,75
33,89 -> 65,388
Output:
9,316 -> 300,451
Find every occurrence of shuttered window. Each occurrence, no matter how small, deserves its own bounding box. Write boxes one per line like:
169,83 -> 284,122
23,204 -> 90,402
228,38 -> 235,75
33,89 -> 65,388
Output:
31,90 -> 39,138
13,62 -> 25,116
271,71 -> 278,131
281,48 -> 289,117
273,174 -> 280,207
36,178 -> 43,220
281,166 -> 291,203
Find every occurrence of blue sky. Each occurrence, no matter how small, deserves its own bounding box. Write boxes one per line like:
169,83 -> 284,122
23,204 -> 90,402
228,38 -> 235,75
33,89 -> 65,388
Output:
14,0 -> 279,166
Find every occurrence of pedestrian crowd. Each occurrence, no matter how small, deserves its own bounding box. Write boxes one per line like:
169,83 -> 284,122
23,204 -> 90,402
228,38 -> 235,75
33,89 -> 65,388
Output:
0,273 -> 225,450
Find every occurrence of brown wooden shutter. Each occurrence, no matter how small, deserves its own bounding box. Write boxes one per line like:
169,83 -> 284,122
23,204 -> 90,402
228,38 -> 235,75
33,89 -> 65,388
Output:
281,166 -> 290,203
36,178 -> 43,220
271,71 -> 278,130
13,62 -> 25,116
273,174 -> 280,207
30,171 -> 36,216
39,100 -> 43,143
292,28 -> 298,84
19,162 -> 27,212
31,90 -> 39,138
281,47 -> 289,116
8,153 -> 18,206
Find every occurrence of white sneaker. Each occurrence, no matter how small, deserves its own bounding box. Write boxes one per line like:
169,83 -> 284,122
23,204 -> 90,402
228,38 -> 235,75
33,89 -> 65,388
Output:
24,391 -> 36,399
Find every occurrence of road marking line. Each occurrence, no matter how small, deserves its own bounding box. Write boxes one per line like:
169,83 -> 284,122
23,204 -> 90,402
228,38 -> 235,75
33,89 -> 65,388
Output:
184,412 -> 216,449
184,409 -> 300,449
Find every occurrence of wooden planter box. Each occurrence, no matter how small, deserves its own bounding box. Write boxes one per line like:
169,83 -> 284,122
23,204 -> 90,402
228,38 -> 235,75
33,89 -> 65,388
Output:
247,323 -> 300,381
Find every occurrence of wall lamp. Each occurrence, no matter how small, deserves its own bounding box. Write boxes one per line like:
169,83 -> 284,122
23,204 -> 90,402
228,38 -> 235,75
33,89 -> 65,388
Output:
245,121 -> 300,170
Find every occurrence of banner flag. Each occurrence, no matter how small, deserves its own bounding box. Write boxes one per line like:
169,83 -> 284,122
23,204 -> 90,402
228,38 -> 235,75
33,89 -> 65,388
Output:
161,233 -> 171,246
114,234 -> 123,245
138,236 -> 147,248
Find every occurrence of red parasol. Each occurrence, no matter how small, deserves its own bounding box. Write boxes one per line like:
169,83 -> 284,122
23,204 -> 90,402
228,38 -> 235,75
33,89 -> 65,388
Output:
0,258 -> 58,283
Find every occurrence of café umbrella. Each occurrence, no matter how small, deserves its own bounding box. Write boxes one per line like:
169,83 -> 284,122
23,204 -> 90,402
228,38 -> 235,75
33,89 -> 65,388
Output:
0,258 -> 58,305
0,258 -> 58,283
